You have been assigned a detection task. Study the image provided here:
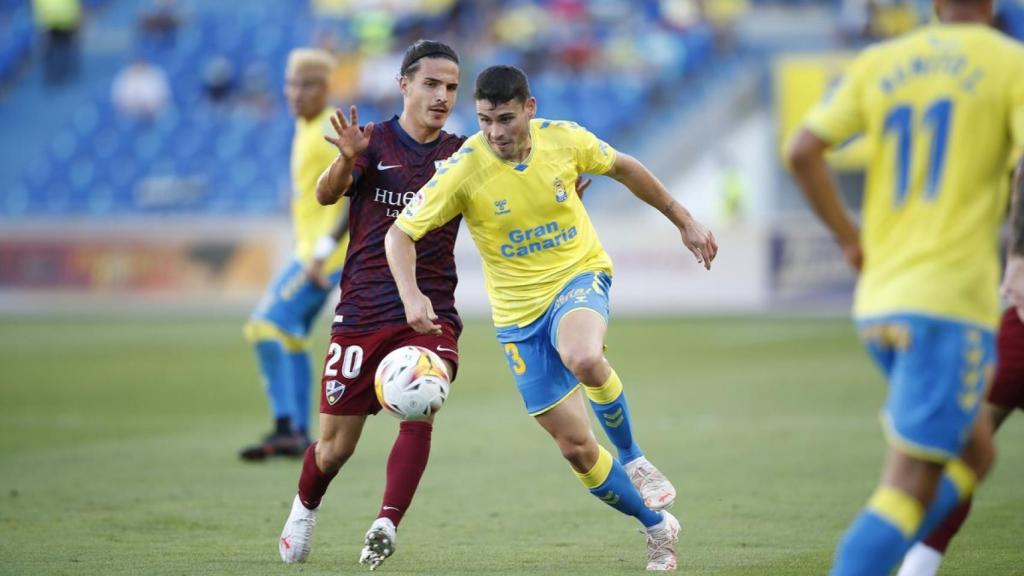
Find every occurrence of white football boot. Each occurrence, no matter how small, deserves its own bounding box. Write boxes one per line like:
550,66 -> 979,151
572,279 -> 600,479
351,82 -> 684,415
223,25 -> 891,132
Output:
358,517 -> 397,571
279,495 -> 317,563
644,511 -> 681,571
625,456 -> 676,510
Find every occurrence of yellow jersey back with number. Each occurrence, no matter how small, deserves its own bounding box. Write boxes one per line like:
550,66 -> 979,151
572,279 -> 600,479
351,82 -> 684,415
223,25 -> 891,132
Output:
804,23 -> 1024,328
396,119 -> 617,327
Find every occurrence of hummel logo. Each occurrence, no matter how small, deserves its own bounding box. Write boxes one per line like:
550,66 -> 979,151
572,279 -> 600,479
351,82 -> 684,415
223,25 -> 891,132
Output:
377,161 -> 402,171
436,345 -> 456,354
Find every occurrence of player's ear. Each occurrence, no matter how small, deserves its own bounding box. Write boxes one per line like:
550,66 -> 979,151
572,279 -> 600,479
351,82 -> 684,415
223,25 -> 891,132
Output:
525,97 -> 537,119
398,74 -> 408,97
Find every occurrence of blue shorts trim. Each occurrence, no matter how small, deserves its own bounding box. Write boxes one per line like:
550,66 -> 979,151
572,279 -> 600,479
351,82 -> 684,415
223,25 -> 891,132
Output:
857,313 -> 995,461
250,259 -> 341,339
496,271 -> 612,414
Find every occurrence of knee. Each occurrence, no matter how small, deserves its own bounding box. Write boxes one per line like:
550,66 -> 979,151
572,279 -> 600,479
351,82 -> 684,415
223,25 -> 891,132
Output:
555,432 -> 598,469
560,347 -> 605,384
968,440 -> 995,481
316,435 -> 356,472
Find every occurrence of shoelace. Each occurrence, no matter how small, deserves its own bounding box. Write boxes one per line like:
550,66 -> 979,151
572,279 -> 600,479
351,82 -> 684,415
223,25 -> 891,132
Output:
645,526 -> 676,564
631,463 -> 667,491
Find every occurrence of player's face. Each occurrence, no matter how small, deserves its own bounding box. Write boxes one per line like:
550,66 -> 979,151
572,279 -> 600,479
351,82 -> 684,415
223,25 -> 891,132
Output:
284,65 -> 328,121
476,97 -> 536,162
932,0 -> 993,20
400,58 -> 460,132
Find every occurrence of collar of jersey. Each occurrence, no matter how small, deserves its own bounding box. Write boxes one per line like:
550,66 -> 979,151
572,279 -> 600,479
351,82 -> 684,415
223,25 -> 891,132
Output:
391,115 -> 444,149
482,120 -> 537,172
301,107 -> 332,128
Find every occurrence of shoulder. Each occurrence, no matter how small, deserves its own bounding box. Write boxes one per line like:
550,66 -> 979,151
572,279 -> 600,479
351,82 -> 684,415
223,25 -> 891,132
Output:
367,121 -> 392,149
534,118 -> 585,135
987,28 -> 1024,61
438,134 -> 485,174
357,121 -> 393,164
428,134 -> 493,192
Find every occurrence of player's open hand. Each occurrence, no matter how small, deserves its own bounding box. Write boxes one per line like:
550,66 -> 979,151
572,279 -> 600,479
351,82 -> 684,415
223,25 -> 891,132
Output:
1002,256 -> 1024,322
841,240 -> 863,273
679,217 -> 718,271
574,176 -> 592,200
405,292 -> 442,335
325,105 -> 374,161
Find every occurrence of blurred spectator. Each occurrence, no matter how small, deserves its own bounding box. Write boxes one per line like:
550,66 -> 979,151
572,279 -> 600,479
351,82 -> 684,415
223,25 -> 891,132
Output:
202,55 -> 235,103
31,0 -> 81,85
138,0 -> 181,48
239,62 -> 274,119
111,57 -> 171,120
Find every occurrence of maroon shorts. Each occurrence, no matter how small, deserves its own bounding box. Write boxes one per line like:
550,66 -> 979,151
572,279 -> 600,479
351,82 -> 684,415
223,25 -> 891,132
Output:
319,323 -> 460,416
989,307 -> 1024,410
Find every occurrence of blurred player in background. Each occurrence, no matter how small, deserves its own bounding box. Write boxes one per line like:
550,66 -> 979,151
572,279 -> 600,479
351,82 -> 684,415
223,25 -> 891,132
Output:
898,158 -> 1024,576
277,40 -> 466,571
239,49 -> 350,461
787,0 -> 1024,573
386,64 -> 718,571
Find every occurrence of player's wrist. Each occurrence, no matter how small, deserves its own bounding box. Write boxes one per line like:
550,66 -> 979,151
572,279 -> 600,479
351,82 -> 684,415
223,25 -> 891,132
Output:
313,235 -> 338,260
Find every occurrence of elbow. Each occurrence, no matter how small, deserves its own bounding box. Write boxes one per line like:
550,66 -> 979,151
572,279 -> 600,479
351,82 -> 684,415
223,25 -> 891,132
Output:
786,141 -> 810,171
786,130 -> 825,172
316,188 -> 336,206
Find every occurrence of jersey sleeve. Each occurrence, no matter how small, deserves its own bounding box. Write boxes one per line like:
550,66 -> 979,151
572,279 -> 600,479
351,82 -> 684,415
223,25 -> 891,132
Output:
572,124 -> 617,175
395,152 -> 468,241
803,49 -> 874,146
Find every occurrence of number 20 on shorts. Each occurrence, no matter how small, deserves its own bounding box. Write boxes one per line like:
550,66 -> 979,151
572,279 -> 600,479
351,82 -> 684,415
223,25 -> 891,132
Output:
503,343 -> 527,375
325,343 -> 364,379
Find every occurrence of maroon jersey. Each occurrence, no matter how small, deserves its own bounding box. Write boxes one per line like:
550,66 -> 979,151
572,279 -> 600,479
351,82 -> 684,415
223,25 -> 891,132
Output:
333,116 -> 465,335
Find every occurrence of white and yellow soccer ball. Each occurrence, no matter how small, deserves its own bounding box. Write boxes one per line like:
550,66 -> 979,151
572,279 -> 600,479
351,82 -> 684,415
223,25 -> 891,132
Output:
374,345 -> 450,420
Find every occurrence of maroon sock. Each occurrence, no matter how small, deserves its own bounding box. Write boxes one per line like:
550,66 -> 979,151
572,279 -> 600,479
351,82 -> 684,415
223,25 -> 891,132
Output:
378,421 -> 432,526
298,442 -> 338,509
923,497 -> 973,553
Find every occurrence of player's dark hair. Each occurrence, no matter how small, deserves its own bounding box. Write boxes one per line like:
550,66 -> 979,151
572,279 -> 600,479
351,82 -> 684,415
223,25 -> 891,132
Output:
400,40 -> 459,78
474,65 -> 531,105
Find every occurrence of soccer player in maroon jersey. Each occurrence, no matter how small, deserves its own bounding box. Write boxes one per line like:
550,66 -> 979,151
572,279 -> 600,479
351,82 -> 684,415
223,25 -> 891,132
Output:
898,158 -> 1024,576
276,40 -> 465,570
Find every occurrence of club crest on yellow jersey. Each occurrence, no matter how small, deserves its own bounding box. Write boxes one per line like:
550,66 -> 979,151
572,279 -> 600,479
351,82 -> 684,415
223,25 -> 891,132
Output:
554,178 -> 568,202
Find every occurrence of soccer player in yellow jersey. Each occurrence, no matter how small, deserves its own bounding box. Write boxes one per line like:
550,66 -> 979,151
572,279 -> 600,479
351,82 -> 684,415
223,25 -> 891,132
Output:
385,65 -> 718,571
787,0 -> 1024,573
240,49 -> 350,461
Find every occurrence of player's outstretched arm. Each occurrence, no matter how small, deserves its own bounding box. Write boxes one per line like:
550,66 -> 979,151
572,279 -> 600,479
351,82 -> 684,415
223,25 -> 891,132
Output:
787,128 -> 862,271
606,152 -> 717,270
306,202 -> 351,288
384,224 -> 442,335
1002,155 -> 1024,319
316,105 -> 374,205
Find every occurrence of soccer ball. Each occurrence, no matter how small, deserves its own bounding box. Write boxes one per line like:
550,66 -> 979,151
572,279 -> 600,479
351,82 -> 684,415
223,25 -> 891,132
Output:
374,345 -> 450,420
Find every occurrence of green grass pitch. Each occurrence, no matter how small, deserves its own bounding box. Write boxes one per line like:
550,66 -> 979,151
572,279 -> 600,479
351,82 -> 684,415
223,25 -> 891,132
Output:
0,316 -> 1021,575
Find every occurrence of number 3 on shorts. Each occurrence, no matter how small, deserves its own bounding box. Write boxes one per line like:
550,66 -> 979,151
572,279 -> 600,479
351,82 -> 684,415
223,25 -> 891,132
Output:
504,343 -> 527,375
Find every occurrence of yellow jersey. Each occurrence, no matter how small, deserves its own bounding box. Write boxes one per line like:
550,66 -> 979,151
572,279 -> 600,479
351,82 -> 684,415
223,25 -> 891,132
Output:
804,23 -> 1024,328
291,107 -> 349,273
396,119 -> 617,327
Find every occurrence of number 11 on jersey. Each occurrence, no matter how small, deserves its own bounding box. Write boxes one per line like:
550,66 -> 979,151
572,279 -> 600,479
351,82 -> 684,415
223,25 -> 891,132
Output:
883,98 -> 954,207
